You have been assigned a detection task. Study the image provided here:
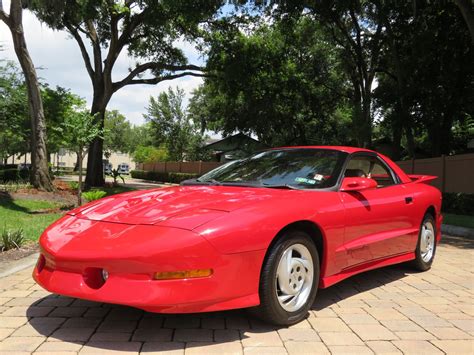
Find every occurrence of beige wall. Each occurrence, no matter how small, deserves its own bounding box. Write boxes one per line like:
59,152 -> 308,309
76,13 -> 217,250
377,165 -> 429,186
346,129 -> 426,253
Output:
12,151 -> 135,170
139,161 -> 222,175
396,153 -> 474,193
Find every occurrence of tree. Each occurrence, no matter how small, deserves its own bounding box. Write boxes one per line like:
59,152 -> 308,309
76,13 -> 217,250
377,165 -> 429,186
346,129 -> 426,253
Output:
29,0 -> 224,187
0,0 -> 53,190
0,60 -> 29,164
145,88 -> 207,161
375,1 -> 473,157
194,16 -> 351,147
62,110 -> 103,205
132,145 -> 168,164
104,110 -> 133,155
42,86 -> 84,156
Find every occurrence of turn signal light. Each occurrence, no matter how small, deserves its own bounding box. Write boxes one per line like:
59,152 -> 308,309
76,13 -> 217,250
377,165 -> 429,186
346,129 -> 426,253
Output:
153,269 -> 213,280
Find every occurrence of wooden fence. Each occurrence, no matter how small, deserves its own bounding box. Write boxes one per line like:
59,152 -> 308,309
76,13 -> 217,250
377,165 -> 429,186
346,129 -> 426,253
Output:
138,153 -> 474,193
138,161 -> 222,175
396,153 -> 474,193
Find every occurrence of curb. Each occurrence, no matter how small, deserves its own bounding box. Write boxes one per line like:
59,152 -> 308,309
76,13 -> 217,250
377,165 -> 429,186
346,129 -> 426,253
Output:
0,252 -> 39,278
441,224 -> 474,239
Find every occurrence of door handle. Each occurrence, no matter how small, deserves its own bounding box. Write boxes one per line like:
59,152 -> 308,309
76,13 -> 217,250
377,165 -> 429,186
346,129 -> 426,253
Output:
405,197 -> 413,204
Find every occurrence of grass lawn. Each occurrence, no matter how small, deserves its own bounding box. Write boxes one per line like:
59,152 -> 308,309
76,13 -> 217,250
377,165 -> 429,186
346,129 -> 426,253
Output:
443,213 -> 474,229
0,198 -> 63,242
100,185 -> 136,196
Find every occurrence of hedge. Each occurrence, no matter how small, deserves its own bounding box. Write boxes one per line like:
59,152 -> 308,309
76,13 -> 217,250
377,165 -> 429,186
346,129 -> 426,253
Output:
442,193 -> 474,216
131,170 -> 198,184
0,168 -> 29,183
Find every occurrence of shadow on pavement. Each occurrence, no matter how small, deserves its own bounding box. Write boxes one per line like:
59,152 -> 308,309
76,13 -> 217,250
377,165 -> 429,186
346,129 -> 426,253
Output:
25,261 -> 421,351
440,234 -> 474,249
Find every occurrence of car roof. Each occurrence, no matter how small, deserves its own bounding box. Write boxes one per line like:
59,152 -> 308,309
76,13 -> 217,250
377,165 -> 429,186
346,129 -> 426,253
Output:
272,146 -> 376,154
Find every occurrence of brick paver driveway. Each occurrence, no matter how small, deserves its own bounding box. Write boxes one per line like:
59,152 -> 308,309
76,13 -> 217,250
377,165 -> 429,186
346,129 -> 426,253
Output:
0,235 -> 472,354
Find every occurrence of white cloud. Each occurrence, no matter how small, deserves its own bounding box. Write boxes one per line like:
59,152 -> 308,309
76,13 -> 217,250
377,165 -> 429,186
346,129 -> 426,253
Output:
0,3 -> 205,126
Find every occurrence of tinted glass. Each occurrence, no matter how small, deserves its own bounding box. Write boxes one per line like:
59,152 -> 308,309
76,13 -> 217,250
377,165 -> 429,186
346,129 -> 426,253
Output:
344,156 -> 395,187
199,149 -> 347,189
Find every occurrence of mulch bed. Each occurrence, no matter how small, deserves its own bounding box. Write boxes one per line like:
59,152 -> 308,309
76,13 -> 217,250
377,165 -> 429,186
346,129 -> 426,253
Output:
0,241 -> 39,263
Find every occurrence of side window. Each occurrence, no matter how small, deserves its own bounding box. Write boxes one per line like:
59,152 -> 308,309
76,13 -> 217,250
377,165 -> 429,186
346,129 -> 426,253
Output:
344,156 -> 396,187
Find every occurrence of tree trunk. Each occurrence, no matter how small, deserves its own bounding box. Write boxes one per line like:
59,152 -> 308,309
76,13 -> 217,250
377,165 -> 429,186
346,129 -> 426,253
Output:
2,0 -> 53,191
455,0 -> 474,43
85,105 -> 106,187
77,151 -> 83,206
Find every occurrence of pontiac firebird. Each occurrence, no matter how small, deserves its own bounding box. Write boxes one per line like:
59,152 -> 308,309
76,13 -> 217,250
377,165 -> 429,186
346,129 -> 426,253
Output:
33,146 -> 442,325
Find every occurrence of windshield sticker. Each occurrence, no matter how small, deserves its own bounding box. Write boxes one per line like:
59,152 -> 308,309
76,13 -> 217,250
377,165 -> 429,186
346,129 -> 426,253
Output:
295,177 -> 317,185
314,174 -> 324,181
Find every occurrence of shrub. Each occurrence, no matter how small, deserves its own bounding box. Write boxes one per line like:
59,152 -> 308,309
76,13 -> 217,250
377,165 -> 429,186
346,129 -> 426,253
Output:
1,228 -> 25,251
68,181 -> 80,190
82,190 -> 107,202
131,170 -> 198,184
0,168 -> 29,183
442,193 -> 474,216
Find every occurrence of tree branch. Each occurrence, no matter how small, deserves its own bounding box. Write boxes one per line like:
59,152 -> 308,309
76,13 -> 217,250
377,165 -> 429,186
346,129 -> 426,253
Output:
112,62 -> 204,91
113,71 -> 207,92
0,0 -> 10,27
65,24 -> 95,81
85,19 -> 103,74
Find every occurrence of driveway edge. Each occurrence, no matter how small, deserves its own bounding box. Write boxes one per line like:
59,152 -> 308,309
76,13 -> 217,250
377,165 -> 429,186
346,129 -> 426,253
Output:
0,252 -> 39,278
441,224 -> 474,239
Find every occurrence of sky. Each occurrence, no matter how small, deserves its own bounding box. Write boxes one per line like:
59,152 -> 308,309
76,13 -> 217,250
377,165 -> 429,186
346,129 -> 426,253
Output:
0,3 -> 206,126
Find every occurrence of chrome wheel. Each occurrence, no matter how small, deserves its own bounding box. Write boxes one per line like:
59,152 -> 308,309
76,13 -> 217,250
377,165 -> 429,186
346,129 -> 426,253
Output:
275,243 -> 314,312
420,220 -> 435,263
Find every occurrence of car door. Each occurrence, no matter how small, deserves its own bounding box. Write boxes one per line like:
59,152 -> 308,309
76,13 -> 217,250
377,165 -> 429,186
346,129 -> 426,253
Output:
340,153 -> 417,268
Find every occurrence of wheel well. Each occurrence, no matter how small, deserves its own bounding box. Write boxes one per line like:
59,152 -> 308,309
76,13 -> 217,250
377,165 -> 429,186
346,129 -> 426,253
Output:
275,221 -> 325,267
426,205 -> 436,219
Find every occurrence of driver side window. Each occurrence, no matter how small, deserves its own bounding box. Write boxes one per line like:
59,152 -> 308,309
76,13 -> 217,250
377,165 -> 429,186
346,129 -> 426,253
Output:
345,156 -> 396,187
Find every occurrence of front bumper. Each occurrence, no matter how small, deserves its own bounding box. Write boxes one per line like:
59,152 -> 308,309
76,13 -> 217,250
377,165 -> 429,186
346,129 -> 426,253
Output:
33,216 -> 265,313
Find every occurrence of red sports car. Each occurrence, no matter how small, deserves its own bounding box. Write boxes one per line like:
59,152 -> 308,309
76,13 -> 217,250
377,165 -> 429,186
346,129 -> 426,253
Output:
34,146 -> 442,325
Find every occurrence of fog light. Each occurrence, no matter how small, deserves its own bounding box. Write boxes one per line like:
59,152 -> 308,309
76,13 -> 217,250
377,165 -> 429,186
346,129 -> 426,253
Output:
153,269 -> 213,280
102,269 -> 109,281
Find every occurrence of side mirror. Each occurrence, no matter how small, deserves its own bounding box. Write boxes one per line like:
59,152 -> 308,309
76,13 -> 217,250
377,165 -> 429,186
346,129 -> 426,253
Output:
340,177 -> 377,192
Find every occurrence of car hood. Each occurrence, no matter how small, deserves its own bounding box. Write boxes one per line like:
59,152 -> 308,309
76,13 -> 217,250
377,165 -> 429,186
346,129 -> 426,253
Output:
68,185 -> 278,230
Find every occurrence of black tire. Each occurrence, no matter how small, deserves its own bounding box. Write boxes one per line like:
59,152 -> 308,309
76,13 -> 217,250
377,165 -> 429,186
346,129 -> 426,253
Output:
412,213 -> 437,271
250,229 -> 320,326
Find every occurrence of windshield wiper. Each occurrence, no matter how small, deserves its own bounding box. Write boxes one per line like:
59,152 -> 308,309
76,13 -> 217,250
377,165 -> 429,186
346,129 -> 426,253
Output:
261,183 -> 302,190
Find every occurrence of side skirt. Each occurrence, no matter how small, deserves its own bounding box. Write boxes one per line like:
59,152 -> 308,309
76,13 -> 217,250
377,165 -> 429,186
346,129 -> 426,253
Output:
319,252 -> 416,289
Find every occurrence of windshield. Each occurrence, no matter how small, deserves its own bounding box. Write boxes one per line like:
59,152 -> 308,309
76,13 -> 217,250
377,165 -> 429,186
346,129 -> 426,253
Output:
197,149 -> 347,189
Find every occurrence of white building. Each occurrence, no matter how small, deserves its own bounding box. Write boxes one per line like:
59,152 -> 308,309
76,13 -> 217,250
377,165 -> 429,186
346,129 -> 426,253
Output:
10,151 -> 135,170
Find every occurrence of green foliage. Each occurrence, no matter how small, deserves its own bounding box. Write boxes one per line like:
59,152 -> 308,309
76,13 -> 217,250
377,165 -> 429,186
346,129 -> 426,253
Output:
443,214 -> 474,229
108,168 -> 125,186
0,61 -> 29,161
82,190 -> 107,202
132,145 -> 168,163
43,86 -> 85,154
144,88 -> 207,161
131,170 -> 198,184
374,1 -> 473,157
68,181 -> 79,190
104,110 -> 134,154
62,110 -> 103,155
195,17 -> 351,147
442,193 -> 474,216
1,228 -> 25,251
0,169 -> 29,183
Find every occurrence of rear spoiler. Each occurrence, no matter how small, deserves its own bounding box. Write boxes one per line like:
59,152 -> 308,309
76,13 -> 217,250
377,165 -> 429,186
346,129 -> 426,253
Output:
407,175 -> 437,184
